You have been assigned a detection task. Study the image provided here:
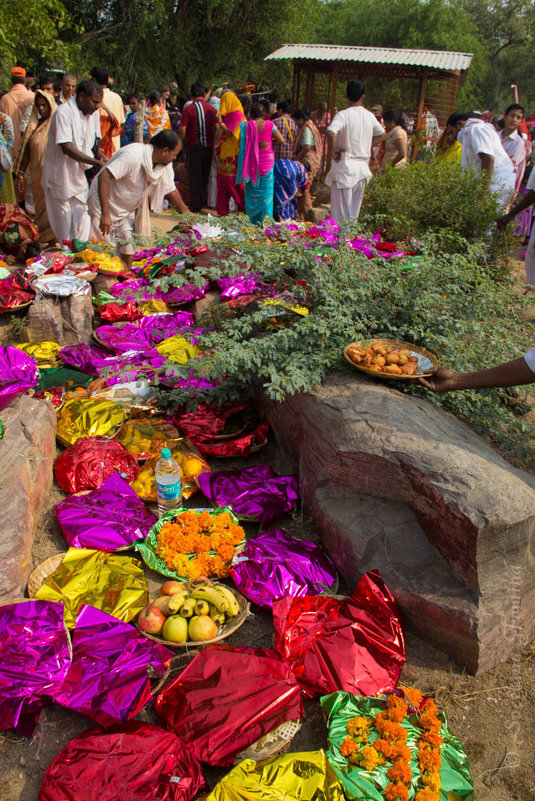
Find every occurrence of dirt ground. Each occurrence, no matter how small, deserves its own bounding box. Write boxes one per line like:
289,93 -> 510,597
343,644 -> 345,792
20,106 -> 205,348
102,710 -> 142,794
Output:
0,220 -> 534,800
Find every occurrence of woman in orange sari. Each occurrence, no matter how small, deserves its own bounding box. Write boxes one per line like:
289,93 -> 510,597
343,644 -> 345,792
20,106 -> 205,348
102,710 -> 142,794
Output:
292,109 -> 322,218
145,90 -> 171,138
13,90 -> 56,244
216,91 -> 246,215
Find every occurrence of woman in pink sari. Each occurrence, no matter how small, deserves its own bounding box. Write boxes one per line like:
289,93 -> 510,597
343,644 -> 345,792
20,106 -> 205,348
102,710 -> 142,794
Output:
215,91 -> 246,215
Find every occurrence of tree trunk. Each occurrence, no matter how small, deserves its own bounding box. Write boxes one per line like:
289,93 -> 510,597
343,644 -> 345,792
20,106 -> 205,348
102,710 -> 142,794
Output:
134,100 -> 145,143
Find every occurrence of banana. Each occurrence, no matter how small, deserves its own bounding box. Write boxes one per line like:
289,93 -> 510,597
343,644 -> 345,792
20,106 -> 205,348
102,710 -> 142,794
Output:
213,584 -> 240,618
190,586 -> 228,615
195,600 -> 210,616
167,591 -> 189,615
179,598 -> 196,618
208,603 -> 225,626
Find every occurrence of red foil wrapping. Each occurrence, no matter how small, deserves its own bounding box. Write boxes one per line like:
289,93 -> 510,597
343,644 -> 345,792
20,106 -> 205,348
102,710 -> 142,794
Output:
173,403 -> 269,458
155,645 -> 304,767
40,720 -> 205,801
273,570 -> 405,699
54,436 -> 139,493
97,302 -> 143,322
0,272 -> 35,313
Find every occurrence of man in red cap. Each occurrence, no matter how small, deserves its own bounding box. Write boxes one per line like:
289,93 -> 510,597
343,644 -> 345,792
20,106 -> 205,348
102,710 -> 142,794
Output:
0,67 -> 34,156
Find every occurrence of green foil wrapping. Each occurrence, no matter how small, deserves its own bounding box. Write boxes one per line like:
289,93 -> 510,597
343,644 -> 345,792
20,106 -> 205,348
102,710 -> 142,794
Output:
321,692 -> 474,801
35,548 -> 149,628
205,750 -> 347,801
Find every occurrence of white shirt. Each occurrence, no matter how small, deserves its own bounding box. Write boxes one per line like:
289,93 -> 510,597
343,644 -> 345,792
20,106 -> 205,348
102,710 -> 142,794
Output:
88,143 -> 175,219
499,129 -> 525,171
42,98 -> 101,200
524,346 -> 535,373
458,118 -> 515,200
325,106 -> 384,189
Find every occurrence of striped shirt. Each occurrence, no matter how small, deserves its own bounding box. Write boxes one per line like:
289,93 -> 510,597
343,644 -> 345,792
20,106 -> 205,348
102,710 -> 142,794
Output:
180,98 -> 217,149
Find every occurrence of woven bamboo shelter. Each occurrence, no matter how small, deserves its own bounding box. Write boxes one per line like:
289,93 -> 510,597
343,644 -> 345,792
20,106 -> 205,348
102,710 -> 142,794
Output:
265,44 -> 473,156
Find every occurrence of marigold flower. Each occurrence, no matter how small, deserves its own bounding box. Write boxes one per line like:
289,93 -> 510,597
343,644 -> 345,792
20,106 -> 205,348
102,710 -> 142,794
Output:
346,716 -> 371,739
340,736 -> 358,757
372,738 -> 395,760
421,731 -> 442,749
390,742 -> 412,762
387,758 -> 412,784
385,781 -> 409,801
386,694 -> 408,722
419,712 -> 442,733
414,789 -> 440,801
399,686 -> 424,709
358,745 -> 382,771
417,747 -> 441,772
421,772 -> 441,791
421,698 -> 439,716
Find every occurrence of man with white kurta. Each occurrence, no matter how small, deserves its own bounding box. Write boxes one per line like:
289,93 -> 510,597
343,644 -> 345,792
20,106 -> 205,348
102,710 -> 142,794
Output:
325,81 -> 384,226
42,79 -> 106,245
457,114 -> 515,209
88,130 -> 189,268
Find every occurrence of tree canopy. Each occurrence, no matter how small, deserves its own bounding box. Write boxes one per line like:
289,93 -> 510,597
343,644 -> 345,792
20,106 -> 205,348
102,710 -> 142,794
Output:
1,0 -> 534,111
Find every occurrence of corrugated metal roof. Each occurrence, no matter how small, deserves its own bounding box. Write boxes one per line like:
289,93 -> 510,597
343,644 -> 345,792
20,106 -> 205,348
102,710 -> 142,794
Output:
265,44 -> 473,72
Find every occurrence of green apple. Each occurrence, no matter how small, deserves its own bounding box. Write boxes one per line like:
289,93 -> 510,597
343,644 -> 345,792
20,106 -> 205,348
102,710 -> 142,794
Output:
162,614 -> 189,643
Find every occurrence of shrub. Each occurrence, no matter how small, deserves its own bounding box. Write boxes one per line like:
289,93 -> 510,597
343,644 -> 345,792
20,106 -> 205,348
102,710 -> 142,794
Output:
361,160 -> 502,243
155,217 -> 534,455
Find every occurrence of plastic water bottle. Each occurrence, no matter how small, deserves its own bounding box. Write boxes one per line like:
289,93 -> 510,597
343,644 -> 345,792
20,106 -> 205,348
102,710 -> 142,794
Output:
155,448 -> 182,518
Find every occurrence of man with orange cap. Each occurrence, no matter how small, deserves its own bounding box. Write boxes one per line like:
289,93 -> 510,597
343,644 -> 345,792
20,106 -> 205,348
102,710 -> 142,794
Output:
0,67 -> 34,157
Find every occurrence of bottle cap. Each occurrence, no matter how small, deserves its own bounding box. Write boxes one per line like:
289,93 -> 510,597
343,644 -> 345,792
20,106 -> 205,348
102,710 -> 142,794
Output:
161,448 -> 172,459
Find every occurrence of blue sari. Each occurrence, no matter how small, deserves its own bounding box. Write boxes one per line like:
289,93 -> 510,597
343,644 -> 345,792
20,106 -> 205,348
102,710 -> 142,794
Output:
273,159 -> 307,220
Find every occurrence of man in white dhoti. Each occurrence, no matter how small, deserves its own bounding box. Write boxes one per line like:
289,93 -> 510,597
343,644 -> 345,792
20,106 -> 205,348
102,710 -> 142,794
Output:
42,79 -> 106,245
325,81 -> 384,226
457,114 -> 515,209
88,130 -> 189,268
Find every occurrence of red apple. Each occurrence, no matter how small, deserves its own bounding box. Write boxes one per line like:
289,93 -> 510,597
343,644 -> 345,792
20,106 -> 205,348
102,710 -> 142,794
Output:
138,605 -> 166,635
160,581 -> 185,597
151,596 -> 172,614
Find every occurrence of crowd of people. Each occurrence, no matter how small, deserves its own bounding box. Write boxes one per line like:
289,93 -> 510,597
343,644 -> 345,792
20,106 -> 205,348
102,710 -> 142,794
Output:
1,66 -> 535,285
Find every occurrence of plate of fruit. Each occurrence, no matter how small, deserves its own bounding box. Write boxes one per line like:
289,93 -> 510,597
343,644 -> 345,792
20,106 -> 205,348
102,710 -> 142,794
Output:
136,577 -> 250,648
344,338 -> 438,379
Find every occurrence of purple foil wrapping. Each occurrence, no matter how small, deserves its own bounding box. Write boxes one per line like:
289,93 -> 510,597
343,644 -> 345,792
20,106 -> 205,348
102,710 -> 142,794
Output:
54,605 -> 172,725
55,473 -> 157,551
109,278 -> 163,303
92,350 -> 166,385
59,344 -> 110,375
138,311 -> 194,344
0,600 -> 71,736
197,464 -> 298,524
230,529 -> 338,608
0,345 -> 39,410
165,283 -> 208,305
217,274 -> 267,299
93,324 -> 155,354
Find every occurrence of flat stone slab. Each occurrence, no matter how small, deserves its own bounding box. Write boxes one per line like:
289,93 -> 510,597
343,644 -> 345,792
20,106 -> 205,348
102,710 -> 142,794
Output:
262,372 -> 535,672
0,395 -> 56,601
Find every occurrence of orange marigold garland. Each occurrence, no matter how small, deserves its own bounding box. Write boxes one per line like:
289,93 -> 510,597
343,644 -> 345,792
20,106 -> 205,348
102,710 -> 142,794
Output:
339,687 -> 443,801
155,509 -> 245,578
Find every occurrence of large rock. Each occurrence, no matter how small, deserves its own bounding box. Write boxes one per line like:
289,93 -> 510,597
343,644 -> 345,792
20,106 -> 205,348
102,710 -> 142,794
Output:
26,293 -> 93,345
0,395 -> 56,601
261,372 -> 535,673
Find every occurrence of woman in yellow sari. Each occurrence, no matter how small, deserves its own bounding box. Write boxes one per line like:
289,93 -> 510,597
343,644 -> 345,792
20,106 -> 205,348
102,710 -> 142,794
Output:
435,112 -> 468,165
13,90 -> 56,243
215,90 -> 246,215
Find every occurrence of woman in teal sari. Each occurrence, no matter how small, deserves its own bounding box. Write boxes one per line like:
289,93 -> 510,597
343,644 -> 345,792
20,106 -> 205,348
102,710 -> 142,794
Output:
237,102 -> 284,225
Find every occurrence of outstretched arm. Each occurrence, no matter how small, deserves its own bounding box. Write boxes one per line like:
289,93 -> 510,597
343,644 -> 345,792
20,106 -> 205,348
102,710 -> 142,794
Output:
419,358 -> 535,393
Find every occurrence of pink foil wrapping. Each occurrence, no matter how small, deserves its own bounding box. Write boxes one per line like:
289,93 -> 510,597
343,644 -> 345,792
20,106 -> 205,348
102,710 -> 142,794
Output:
155,645 -> 304,767
197,464 -> 298,524
0,345 -> 39,410
230,529 -> 337,608
165,282 -> 208,305
217,274 -> 267,299
273,570 -> 405,698
0,600 -> 71,736
40,720 -> 205,801
55,472 -> 157,551
54,605 -> 172,725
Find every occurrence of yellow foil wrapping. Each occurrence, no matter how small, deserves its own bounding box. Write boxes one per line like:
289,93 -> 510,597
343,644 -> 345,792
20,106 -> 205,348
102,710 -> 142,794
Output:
138,298 -> 170,315
56,398 -> 127,446
15,341 -> 61,366
155,336 -> 200,364
205,751 -> 346,801
35,548 -> 149,628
